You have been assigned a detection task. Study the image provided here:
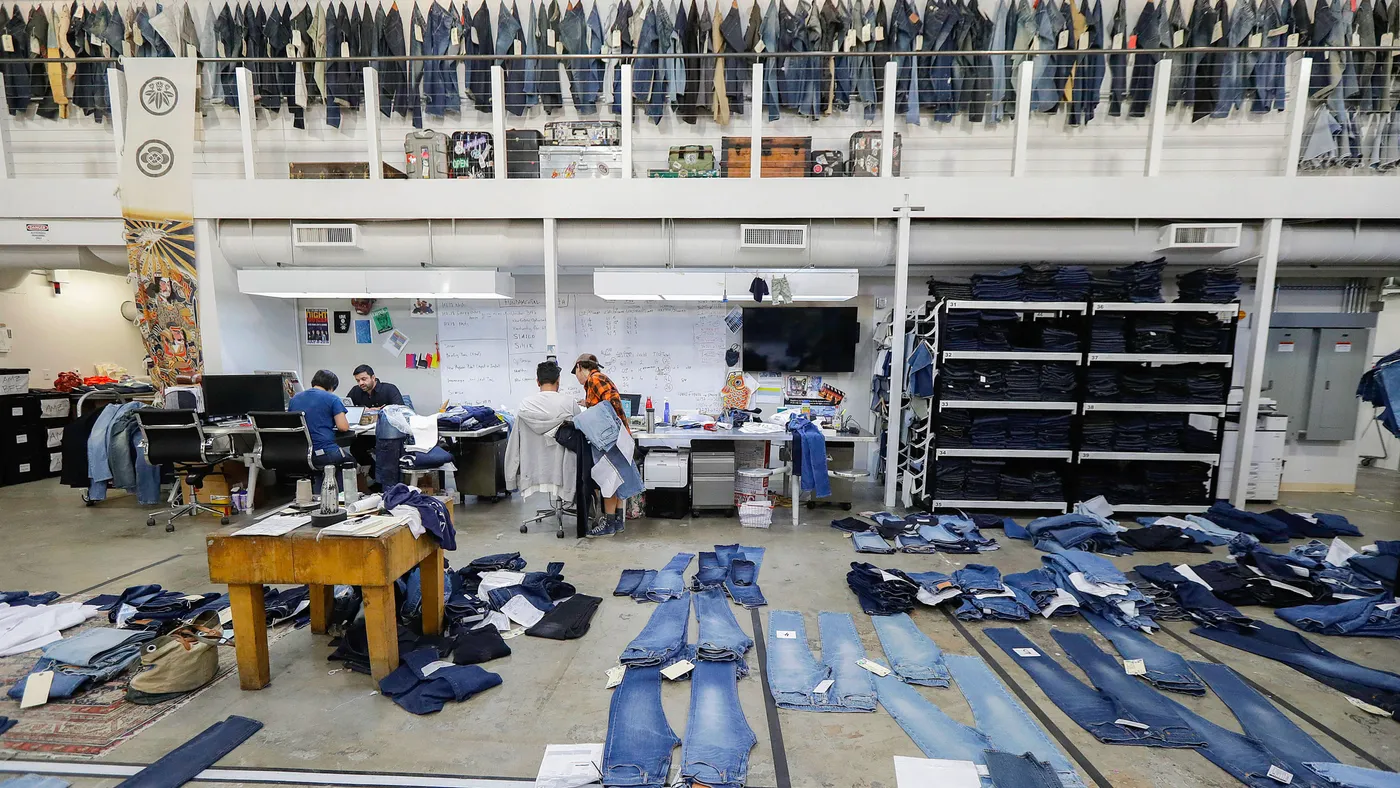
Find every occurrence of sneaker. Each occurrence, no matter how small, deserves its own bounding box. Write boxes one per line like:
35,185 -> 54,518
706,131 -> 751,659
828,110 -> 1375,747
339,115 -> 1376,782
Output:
612,513 -> 625,534
587,519 -> 616,538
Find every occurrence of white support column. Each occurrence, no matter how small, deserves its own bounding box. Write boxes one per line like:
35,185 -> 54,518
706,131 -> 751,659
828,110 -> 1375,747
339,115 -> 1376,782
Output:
1011,60 -> 1033,176
363,67 -> 382,179
751,63 -> 763,179
1283,58 -> 1314,176
881,61 -> 896,176
491,65 -> 507,179
1232,219 -> 1283,507
543,217 -> 559,358
621,65 -> 634,178
0,75 -> 11,179
235,67 -> 256,179
883,198 -> 912,507
1144,58 -> 1172,176
107,67 -> 127,164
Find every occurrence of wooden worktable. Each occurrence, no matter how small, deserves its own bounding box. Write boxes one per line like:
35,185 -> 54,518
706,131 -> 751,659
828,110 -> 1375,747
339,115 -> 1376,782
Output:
206,523 -> 444,687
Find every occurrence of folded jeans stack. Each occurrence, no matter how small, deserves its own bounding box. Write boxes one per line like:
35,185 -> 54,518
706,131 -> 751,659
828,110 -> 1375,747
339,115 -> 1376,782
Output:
1134,563 -> 1255,629
1276,592 -> 1400,638
1130,316 -> 1177,353
971,268 -> 1024,300
1176,267 -> 1243,303
846,563 -> 920,616
1177,314 -> 1232,352
1042,548 -> 1157,631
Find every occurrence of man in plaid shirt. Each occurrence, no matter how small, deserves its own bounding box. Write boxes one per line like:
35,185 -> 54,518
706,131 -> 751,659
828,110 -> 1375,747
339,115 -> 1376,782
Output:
573,354 -> 630,535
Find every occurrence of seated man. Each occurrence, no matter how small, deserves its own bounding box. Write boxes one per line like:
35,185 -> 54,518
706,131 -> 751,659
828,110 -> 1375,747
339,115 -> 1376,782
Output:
348,364 -> 404,488
287,369 -> 350,493
505,361 -> 578,506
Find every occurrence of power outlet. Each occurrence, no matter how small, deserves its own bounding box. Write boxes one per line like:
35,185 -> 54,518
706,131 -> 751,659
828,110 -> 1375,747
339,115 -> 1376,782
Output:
876,297 -> 889,309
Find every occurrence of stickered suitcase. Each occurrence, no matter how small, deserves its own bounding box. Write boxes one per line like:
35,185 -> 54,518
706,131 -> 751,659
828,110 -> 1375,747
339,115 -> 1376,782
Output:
542,120 -> 622,146
539,146 -> 623,178
668,145 -> 716,175
448,131 -> 495,178
808,149 -> 846,176
849,131 -> 902,176
404,130 -> 448,179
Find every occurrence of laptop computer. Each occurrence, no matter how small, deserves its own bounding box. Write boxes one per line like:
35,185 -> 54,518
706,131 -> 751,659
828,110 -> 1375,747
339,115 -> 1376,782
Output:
345,406 -> 367,426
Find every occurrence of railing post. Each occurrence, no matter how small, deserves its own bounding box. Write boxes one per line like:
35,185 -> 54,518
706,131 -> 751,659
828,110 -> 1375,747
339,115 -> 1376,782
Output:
1283,57 -> 1314,176
621,64 -> 634,179
880,61 -> 896,177
0,75 -> 11,179
1144,58 -> 1172,176
751,62 -> 763,178
235,66 -> 256,179
1011,60 -> 1033,176
491,65 -> 507,179
1232,218 -> 1283,506
107,67 -> 126,165
363,67 -> 382,179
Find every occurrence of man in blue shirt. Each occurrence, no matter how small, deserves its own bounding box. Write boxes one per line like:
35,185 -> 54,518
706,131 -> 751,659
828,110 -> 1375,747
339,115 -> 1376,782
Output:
288,369 -> 351,493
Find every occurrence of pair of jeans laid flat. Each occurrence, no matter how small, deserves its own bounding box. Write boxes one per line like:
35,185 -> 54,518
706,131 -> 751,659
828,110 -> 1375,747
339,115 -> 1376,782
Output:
1190,660 -> 1336,767
871,613 -> 950,687
1305,763 -> 1400,787
985,628 -> 1206,747
765,611 -> 875,712
621,593 -> 692,668
603,664 -> 680,788
114,715 -> 263,788
379,648 -> 503,715
695,588 -> 752,675
646,553 -> 695,602
715,544 -> 767,608
692,552 -> 728,591
615,569 -> 647,596
984,751 -> 1065,787
873,667 -> 1000,770
681,658 -> 756,788
1276,592 -> 1400,638
526,594 -> 601,640
852,529 -> 897,554
945,654 -> 1087,788
1081,611 -> 1205,694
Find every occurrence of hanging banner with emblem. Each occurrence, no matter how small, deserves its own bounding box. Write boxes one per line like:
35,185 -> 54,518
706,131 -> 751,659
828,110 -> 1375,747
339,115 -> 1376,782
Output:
119,57 -> 200,389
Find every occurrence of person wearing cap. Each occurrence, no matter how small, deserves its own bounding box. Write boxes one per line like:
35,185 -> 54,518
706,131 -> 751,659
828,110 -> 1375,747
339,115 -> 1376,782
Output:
573,353 -> 629,536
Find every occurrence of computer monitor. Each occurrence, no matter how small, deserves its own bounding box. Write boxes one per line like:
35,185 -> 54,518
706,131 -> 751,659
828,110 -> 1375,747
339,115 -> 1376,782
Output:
619,394 -> 642,418
202,374 -> 288,419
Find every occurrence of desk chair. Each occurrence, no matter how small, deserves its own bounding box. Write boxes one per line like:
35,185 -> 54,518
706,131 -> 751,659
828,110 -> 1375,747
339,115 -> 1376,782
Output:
521,494 -> 577,539
250,412 -> 355,497
137,409 -> 234,532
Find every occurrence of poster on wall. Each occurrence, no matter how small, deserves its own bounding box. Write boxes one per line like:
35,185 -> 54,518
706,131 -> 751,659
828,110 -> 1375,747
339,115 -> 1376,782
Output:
410,300 -> 436,318
372,307 -> 395,334
334,311 -> 351,333
355,320 -> 372,344
119,57 -> 200,389
304,309 -> 330,345
382,329 -> 410,357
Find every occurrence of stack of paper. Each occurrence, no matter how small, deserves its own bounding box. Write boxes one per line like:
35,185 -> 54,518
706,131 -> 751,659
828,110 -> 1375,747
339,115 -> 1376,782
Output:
232,515 -> 311,537
317,515 -> 406,538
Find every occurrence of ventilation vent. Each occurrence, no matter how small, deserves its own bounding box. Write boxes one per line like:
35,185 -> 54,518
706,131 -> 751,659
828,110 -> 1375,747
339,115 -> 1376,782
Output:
740,224 -> 808,249
1157,223 -> 1242,250
292,223 -> 360,247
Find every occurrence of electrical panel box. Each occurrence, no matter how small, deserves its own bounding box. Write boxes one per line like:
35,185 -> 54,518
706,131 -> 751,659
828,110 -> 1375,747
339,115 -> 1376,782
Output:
1263,328 -> 1317,441
1306,328 -> 1370,440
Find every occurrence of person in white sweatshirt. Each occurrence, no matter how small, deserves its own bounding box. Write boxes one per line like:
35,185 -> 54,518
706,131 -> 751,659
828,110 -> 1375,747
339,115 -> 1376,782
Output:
504,361 -> 579,504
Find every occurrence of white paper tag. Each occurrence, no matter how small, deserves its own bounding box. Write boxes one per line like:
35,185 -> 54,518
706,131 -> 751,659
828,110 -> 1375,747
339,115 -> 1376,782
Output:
123,41 -> 134,56
133,26 -> 144,45
1383,33 -> 1395,46
1014,647 -> 1041,658
612,29 -> 622,47
502,627 -> 526,639
1173,30 -> 1185,46
1346,695 -> 1391,716
450,27 -> 459,46
1078,32 -> 1089,49
219,607 -> 235,625
1124,658 -> 1147,676
14,434 -> 25,444
291,29 -> 302,48
181,594 -> 207,601
861,23 -> 872,41
218,40 -> 227,57
1115,718 -> 1152,729
415,25 -> 424,43
1352,32 -> 1361,46
915,34 -> 924,49
605,665 -> 626,688
1269,25 -> 1290,36
514,39 -> 523,55
813,679 -> 835,694
1267,765 -> 1294,784
32,36 -> 41,52
1058,30 -> 1068,48
186,43 -> 198,59
1,34 -> 14,53
661,659 -> 695,680
341,41 -> 350,57
856,658 -> 892,676
547,28 -> 556,47
1211,21 -> 1223,42
1249,32 -> 1263,47
776,630 -> 797,639
74,5 -> 84,18
555,42 -> 564,54
845,30 -> 857,50
755,39 -> 766,52
20,670 -> 54,708
874,25 -> 885,41
1287,33 -> 1300,47
1112,33 -> 1123,48
420,659 -> 456,676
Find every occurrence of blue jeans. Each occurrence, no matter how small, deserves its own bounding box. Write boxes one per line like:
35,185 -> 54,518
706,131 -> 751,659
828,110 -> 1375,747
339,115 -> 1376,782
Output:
1081,611 -> 1205,695
603,665 -> 680,788
766,610 -> 830,711
695,588 -> 752,675
873,668 -> 996,766
852,530 -> 896,554
715,544 -> 767,608
871,613 -> 950,687
788,418 -> 831,498
1304,763 -> 1400,787
818,612 -> 877,712
680,658 -> 756,788
1190,661 -> 1336,766
692,551 -> 727,591
621,593 -> 692,668
575,400 -> 622,450
1276,591 -> 1400,638
630,571 -> 658,602
645,553 -> 694,602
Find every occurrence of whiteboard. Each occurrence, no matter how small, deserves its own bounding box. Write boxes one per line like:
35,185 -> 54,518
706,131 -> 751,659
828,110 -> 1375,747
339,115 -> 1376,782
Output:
438,296 -> 728,412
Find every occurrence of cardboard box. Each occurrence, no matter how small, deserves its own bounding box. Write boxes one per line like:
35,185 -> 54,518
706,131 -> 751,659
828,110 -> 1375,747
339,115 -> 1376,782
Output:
182,473 -> 231,516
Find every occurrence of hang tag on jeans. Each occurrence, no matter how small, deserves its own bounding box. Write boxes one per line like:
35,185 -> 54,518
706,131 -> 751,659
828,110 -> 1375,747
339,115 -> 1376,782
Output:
874,25 -> 885,41
1123,658 -> 1147,676
1,34 -> 13,53
813,679 -> 835,694
1114,718 -> 1151,729
420,660 -> 455,676
861,23 -> 872,41
1013,647 -> 1041,658
856,658 -> 891,676
21,671 -> 54,708
605,665 -> 626,688
776,630 -> 797,639
1266,765 -> 1294,784
450,27 -> 460,46
1287,33 -> 1300,47
1248,33 -> 1263,47
1057,30 -> 1068,48
1382,33 -> 1395,46
1268,25 -> 1289,36
1173,29 -> 1185,46
1077,32 -> 1088,49
661,660 -> 695,680
1346,695 -> 1391,716
1111,32 -> 1123,48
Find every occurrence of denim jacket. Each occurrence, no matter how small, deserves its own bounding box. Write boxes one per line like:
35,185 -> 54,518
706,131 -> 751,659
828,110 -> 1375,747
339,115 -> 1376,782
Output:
575,401 -> 623,451
1030,0 -> 1065,110
497,2 -> 527,114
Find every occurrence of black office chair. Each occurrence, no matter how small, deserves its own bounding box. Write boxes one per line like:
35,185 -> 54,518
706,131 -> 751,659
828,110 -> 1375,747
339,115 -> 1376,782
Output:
250,411 -> 355,492
137,409 -> 234,532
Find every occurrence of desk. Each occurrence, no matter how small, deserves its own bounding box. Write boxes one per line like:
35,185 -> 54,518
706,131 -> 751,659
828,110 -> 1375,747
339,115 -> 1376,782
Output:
206,522 -> 443,687
635,426 -> 876,525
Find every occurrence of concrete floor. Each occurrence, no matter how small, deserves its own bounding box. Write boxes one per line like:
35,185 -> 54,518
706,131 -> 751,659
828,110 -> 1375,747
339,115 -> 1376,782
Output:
2,469 -> 1400,788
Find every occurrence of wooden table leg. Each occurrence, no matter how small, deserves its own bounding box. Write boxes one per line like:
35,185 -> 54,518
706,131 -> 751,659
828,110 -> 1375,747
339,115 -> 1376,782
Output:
362,585 -> 399,682
419,547 -> 444,636
308,584 -> 334,634
228,583 -> 270,690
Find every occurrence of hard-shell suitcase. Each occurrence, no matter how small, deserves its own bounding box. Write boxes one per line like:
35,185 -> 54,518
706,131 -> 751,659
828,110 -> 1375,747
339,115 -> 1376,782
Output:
849,131 -> 902,177
540,145 -> 624,178
448,131 -> 495,178
505,129 -> 543,178
808,150 -> 846,176
542,120 -> 622,146
668,145 -> 716,175
404,130 -> 449,179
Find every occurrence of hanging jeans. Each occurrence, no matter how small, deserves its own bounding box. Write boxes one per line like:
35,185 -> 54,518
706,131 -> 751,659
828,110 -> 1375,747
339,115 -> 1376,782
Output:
695,588 -> 753,673
871,613 -> 950,687
602,665 -> 680,788
680,658 -> 756,788
620,593 -> 692,668
788,418 -> 831,497
1081,611 -> 1205,694
645,553 -> 695,602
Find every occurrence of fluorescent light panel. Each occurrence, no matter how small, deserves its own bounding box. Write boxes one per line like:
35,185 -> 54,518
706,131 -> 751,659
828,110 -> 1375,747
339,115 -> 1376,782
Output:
595,269 -> 858,302
237,268 -> 514,299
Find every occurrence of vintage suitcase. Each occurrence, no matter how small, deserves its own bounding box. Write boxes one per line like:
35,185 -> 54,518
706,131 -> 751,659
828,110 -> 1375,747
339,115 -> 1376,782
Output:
505,129 -> 543,178
540,145 -> 624,178
542,120 -> 622,146
289,161 -> 407,179
448,131 -> 495,178
404,130 -> 449,179
808,150 -> 846,176
668,145 -> 716,175
849,131 -> 902,177
720,136 -> 812,178
648,169 -> 722,177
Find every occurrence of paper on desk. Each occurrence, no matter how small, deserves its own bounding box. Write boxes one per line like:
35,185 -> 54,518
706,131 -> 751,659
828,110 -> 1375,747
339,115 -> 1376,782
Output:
233,515 -> 311,537
893,756 -> 981,788
534,743 -> 603,788
500,595 -> 546,628
347,494 -> 383,515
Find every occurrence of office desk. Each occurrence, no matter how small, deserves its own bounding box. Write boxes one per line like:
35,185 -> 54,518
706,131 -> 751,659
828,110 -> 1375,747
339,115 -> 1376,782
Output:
635,426 -> 876,525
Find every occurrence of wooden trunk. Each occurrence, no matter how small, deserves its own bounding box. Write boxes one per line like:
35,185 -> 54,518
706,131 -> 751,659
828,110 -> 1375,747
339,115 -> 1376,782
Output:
720,136 -> 813,178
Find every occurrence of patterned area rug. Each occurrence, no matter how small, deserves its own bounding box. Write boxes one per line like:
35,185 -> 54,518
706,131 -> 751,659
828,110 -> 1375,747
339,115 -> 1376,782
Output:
0,617 -> 298,757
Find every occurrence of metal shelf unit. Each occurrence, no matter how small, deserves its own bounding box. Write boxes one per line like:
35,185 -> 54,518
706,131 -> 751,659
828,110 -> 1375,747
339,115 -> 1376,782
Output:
932,499 -> 1069,512
1088,353 -> 1233,365
1090,302 -> 1241,314
1082,402 -> 1227,414
942,400 -> 1079,411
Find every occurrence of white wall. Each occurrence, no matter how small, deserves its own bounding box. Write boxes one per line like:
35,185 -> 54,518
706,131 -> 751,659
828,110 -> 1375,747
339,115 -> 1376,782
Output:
196,220 -> 302,376
296,297 -> 447,412
0,270 -> 146,387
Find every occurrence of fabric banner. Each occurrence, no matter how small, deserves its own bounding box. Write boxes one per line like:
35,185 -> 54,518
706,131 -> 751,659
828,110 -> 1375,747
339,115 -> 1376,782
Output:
119,58 -> 200,388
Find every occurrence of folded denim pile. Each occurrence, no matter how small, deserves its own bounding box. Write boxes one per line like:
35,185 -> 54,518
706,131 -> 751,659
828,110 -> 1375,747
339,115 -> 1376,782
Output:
1349,541 -> 1400,589
941,360 -> 1077,401
0,591 -> 59,608
1079,413 -> 1216,453
971,268 -> 1024,300
1042,548 -> 1157,630
1091,258 -> 1167,303
1118,524 -> 1212,553
1276,592 -> 1400,639
1176,267 -> 1243,303
1204,501 -> 1293,543
943,310 -> 1080,352
1136,514 -> 1252,547
1079,461 -> 1212,505
1085,365 -> 1228,403
927,277 -> 974,300
1090,315 -> 1129,352
1091,313 -> 1231,354
846,562 -> 922,615
435,404 -> 497,431
88,584 -> 225,628
952,565 -> 1037,622
848,512 -> 1000,555
1024,512 -> 1133,555
1005,569 -> 1081,617
934,458 -> 1066,502
955,412 -> 1071,449
1134,564 -> 1256,629
7,627 -> 158,702
1176,313 -> 1233,352
965,264 -> 1094,301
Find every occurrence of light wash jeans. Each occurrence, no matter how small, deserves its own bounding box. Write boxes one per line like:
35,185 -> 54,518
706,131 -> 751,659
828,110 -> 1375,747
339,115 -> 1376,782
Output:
602,664 -> 680,788
620,593 -> 691,668
871,613 -> 950,687
680,658 -> 756,788
695,588 -> 752,676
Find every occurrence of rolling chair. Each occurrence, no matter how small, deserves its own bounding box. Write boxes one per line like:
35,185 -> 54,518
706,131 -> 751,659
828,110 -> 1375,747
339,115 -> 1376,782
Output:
249,411 -> 354,496
136,409 -> 234,532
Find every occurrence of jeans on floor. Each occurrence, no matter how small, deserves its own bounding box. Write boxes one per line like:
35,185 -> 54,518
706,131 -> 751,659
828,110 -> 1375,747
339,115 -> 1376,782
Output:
603,665 -> 680,788
1276,592 -> 1400,638
695,588 -> 752,675
628,571 -> 659,602
984,751 -> 1069,788
853,530 -> 897,554
766,610 -> 831,711
692,551 -> 727,590
872,669 -> 996,768
1304,763 -> 1400,787
615,569 -> 646,596
1190,661 -> 1336,766
818,612 -> 877,712
114,715 -> 264,788
621,593 -> 691,667
716,544 -> 767,608
645,553 -> 695,602
680,658 -> 757,788
871,613 -> 950,687
1081,612 -> 1205,695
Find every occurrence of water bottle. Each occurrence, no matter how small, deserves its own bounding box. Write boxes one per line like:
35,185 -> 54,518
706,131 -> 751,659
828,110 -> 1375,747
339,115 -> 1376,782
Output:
343,469 -> 360,507
662,399 -> 670,426
645,397 -> 655,433
320,465 -> 340,514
